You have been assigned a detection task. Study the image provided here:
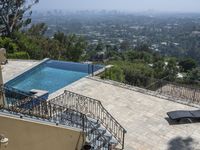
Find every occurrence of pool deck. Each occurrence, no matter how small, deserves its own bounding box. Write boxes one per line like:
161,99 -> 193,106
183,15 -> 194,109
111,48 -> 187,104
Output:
3,60 -> 200,150
2,60 -> 39,83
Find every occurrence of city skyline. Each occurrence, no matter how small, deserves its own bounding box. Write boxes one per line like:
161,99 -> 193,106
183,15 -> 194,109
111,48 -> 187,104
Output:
34,0 -> 200,13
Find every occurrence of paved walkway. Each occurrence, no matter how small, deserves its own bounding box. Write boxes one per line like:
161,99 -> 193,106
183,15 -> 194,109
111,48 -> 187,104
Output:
2,60 -> 39,83
3,60 -> 200,150
64,78 -> 200,150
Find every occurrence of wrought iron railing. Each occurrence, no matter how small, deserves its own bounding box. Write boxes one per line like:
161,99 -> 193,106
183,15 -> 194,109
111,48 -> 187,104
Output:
87,63 -> 104,76
1,86 -> 85,128
0,86 -> 116,149
50,90 -> 127,149
146,79 -> 200,104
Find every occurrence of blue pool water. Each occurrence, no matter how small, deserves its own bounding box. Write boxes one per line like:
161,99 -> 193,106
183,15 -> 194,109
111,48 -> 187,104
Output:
6,61 -> 91,94
8,66 -> 88,94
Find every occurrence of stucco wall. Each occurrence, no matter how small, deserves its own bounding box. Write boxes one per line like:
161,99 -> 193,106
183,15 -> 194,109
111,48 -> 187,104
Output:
0,114 -> 85,150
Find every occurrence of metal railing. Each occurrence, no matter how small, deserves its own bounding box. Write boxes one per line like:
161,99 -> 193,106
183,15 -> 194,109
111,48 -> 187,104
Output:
146,79 -> 200,104
50,90 -> 127,149
87,63 -> 104,76
0,86 -> 114,149
1,86 -> 85,129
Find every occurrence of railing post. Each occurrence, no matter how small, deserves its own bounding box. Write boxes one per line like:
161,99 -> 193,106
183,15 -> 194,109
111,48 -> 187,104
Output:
104,68 -> 107,79
109,68 -> 111,79
193,89 -> 197,103
82,114 -> 85,133
49,103 -> 52,119
92,64 -> 94,76
160,79 -> 163,94
122,130 -> 125,149
88,64 -> 90,74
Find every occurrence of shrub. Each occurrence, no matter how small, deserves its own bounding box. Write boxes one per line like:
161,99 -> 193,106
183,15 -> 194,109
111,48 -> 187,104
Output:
0,37 -> 18,53
7,51 -> 30,59
179,58 -> 197,72
101,66 -> 124,82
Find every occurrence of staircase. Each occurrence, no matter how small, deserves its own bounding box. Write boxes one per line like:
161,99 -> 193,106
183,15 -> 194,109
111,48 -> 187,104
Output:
1,86 -> 126,150
49,90 -> 126,149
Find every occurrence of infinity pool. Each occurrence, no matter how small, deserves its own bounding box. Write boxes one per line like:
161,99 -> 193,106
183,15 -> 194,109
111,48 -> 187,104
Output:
6,60 -> 103,94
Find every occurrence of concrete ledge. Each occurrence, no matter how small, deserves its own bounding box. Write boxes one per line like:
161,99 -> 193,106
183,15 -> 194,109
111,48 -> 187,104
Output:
8,59 -> 41,62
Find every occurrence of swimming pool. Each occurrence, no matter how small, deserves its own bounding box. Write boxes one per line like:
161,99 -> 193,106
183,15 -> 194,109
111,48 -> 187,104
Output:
6,59 -> 103,94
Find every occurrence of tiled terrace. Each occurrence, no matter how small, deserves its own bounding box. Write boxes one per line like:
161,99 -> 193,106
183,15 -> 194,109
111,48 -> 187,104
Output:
2,60 -> 39,82
3,60 -> 200,150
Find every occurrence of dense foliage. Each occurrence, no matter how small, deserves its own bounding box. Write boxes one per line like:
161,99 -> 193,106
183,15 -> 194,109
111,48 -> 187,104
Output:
0,1 -> 200,88
7,51 -> 30,59
100,48 -> 200,87
0,23 -> 87,61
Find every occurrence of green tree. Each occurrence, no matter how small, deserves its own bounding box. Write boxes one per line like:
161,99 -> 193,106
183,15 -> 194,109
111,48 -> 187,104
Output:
95,42 -> 104,52
0,37 -> 18,53
153,60 -> 165,78
14,31 -> 42,59
65,36 -> 86,61
135,44 -> 151,52
186,67 -> 200,81
123,62 -> 153,87
124,51 -> 153,63
54,31 -> 66,46
102,66 -> 124,82
54,33 -> 87,62
120,40 -> 130,51
27,23 -> 47,36
179,58 -> 197,72
0,0 -> 39,37
164,58 -> 179,81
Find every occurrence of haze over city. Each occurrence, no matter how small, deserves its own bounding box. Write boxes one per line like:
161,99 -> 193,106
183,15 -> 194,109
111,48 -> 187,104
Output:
34,0 -> 200,13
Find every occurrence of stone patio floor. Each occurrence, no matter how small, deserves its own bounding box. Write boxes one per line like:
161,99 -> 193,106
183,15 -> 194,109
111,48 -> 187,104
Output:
2,60 -> 39,82
3,60 -> 200,150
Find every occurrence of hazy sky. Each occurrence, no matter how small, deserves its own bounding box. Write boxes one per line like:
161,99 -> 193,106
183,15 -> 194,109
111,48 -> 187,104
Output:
34,0 -> 200,12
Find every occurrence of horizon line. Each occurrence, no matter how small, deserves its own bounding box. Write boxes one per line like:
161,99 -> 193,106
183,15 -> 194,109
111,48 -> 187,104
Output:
32,9 -> 200,14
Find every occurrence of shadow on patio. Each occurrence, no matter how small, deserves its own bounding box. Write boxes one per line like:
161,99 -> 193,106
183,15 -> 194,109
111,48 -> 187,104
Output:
168,137 -> 197,150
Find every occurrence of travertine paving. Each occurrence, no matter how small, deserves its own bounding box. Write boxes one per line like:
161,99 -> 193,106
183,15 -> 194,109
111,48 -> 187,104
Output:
2,60 -> 39,82
64,78 -> 200,150
4,60 -> 200,150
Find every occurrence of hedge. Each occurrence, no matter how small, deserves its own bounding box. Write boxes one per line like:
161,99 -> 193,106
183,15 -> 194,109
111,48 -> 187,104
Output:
7,51 -> 30,59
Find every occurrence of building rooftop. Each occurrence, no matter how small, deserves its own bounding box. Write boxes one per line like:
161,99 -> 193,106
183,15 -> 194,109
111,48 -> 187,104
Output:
3,60 -> 200,150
